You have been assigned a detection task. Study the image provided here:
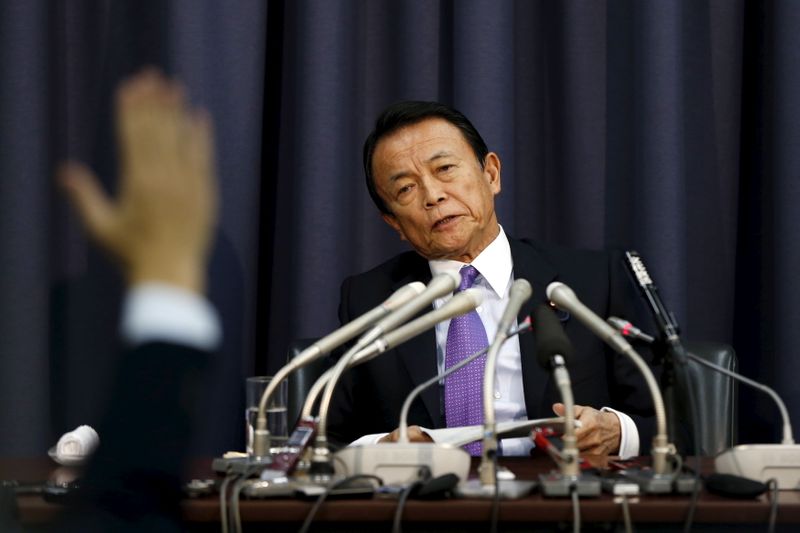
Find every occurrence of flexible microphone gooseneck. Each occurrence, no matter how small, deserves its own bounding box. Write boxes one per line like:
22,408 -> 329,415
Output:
250,281 -> 426,458
478,279 -> 533,486
305,275 -> 478,475
314,288 -> 484,448
298,273 -> 461,422
546,282 -> 673,476
608,316 -> 795,446
622,250 -> 696,456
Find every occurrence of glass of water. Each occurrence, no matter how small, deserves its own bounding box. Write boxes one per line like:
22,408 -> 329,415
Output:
245,376 -> 288,455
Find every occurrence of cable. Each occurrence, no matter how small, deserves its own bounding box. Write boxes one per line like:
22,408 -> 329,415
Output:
229,464 -> 263,533
570,485 -> 581,533
218,472 -> 237,533
490,447 -> 500,533
679,349 -> 706,533
766,478 -> 778,533
391,480 -> 422,533
620,493 -> 633,533
298,474 -> 382,533
231,476 -> 248,533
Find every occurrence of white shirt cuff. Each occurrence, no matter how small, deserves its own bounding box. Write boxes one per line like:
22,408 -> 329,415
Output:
121,282 -> 221,351
601,407 -> 639,459
350,433 -> 387,446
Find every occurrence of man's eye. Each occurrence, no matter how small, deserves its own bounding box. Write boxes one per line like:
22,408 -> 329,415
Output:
397,184 -> 413,196
438,164 -> 455,173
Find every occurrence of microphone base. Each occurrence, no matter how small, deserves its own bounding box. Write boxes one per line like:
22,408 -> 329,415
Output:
715,444 -> 800,489
618,468 -> 674,494
333,443 -> 470,486
538,471 -> 601,497
673,472 -> 702,494
456,478 -> 537,499
211,455 -> 275,476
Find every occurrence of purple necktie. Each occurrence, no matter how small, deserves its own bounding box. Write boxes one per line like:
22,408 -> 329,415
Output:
444,265 -> 489,456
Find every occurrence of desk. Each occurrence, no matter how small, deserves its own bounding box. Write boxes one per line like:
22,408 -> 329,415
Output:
5,456 -> 800,531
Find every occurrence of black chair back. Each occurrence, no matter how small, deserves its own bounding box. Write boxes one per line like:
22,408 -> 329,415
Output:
675,341 -> 738,456
285,338 -> 329,428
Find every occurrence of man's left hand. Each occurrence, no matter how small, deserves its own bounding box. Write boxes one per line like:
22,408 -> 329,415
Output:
552,403 -> 620,456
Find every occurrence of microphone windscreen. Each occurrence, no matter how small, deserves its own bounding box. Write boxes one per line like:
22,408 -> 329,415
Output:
704,473 -> 768,499
534,304 -> 574,369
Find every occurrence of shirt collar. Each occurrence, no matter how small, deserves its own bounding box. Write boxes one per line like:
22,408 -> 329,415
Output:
428,225 -> 513,298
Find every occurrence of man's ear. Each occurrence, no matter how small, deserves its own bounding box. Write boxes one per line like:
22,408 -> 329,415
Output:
484,152 -> 501,194
382,212 -> 407,241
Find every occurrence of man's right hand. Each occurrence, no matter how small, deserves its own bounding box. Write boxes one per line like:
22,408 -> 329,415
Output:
378,425 -> 434,443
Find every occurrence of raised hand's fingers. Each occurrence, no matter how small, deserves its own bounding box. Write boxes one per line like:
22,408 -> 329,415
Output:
58,162 -> 119,250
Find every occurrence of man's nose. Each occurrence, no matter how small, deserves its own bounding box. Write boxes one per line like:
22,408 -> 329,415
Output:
421,176 -> 447,207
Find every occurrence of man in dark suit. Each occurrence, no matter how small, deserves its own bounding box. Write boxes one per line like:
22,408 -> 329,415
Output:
327,101 -> 657,458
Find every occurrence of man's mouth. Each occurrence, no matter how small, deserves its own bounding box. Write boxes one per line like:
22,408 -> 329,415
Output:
433,215 -> 459,229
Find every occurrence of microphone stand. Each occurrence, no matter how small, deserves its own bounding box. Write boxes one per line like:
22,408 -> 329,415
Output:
531,304 -> 601,497
537,354 -> 601,497
609,318 -> 800,488
623,251 -> 689,453
547,282 -> 677,493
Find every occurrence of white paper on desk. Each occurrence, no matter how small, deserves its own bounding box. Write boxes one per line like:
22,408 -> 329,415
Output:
419,416 -> 580,448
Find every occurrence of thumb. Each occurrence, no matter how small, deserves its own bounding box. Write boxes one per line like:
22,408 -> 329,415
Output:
58,162 -> 118,247
552,402 -> 565,416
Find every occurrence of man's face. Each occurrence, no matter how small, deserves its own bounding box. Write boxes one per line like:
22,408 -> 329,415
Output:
372,118 -> 501,262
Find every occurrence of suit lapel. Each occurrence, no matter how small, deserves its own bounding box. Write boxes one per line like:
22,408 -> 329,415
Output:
390,256 -> 444,427
508,238 -> 559,418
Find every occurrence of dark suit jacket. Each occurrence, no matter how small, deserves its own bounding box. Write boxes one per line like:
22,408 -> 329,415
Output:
56,341 -> 211,532
327,237 -> 659,451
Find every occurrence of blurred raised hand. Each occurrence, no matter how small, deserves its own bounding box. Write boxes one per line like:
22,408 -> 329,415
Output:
58,68 -> 217,294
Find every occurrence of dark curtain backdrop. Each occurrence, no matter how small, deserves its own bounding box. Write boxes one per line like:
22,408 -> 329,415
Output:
1,0 -> 797,456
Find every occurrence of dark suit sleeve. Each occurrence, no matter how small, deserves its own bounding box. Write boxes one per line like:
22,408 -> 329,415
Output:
58,341 -> 211,532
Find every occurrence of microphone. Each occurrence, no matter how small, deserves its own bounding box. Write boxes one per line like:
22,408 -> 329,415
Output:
316,288 -> 485,438
350,271 -> 462,351
479,279 -> 532,486
299,272 -> 465,422
546,281 -> 673,481
607,316 -> 655,344
319,289 -> 485,485
250,281 -> 426,458
308,278 -> 478,476
623,251 -> 682,346
533,304 -> 601,496
606,317 -> 800,488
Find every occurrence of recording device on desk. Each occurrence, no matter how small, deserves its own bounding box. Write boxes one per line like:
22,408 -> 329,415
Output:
608,315 -> 800,490
533,303 -> 601,497
546,281 -> 677,493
